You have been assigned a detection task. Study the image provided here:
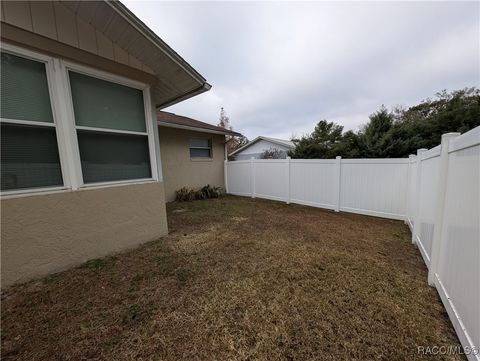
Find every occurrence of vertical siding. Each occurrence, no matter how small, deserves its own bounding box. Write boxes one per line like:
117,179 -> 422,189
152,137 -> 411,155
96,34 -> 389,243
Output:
30,1 -> 57,40
113,43 -> 129,65
53,1 -> 79,47
1,1 -> 154,74
95,29 -> 114,60
3,1 -> 33,31
76,16 -> 97,54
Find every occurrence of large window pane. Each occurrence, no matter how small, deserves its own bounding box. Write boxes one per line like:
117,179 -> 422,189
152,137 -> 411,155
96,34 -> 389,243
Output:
1,52 -> 53,122
77,130 -> 151,183
69,72 -> 146,132
189,138 -> 210,148
190,148 -> 211,158
1,123 -> 63,190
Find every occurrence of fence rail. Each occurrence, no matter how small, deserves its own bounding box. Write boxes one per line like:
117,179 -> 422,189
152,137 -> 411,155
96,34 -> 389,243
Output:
225,126 -> 480,361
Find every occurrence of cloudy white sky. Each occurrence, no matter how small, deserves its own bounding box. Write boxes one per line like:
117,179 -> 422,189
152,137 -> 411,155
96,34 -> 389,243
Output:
125,1 -> 479,140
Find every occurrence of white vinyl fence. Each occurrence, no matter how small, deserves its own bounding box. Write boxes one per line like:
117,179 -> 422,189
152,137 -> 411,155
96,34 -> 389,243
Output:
226,157 -> 410,220
225,126 -> 480,360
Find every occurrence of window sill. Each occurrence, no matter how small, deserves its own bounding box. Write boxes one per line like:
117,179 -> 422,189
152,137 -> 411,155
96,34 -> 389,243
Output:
1,179 -> 161,200
1,186 -> 69,200
190,157 -> 214,162
79,178 -> 158,190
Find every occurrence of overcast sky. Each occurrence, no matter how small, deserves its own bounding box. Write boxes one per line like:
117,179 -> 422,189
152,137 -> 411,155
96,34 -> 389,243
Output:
125,1 -> 479,140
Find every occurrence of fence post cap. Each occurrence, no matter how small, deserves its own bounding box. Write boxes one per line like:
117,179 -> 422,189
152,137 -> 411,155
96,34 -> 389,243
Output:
441,132 -> 460,141
336,156 -> 341,160
417,148 -> 428,155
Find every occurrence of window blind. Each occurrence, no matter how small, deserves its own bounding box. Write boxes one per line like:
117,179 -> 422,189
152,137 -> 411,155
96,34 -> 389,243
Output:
69,71 -> 146,132
1,52 -> 53,123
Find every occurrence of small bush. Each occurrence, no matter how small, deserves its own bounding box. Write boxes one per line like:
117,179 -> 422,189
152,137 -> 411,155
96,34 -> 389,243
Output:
175,187 -> 197,202
175,185 -> 225,202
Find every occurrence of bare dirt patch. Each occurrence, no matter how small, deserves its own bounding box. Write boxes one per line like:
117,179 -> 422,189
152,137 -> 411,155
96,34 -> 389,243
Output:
1,196 -> 463,360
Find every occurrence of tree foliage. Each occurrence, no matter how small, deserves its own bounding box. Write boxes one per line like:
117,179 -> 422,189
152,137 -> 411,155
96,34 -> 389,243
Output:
217,107 -> 249,156
289,87 -> 480,159
259,147 -> 286,159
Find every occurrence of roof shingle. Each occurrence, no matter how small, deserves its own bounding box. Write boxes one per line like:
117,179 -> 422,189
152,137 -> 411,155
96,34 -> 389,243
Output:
157,111 -> 241,136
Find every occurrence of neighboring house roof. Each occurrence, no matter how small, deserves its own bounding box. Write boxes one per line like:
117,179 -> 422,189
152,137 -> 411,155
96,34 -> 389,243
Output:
59,1 -> 211,108
229,136 -> 295,156
157,111 -> 242,136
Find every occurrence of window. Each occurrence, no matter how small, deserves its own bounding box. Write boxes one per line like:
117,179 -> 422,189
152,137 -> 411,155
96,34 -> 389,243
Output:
0,43 -> 158,195
0,52 -> 63,191
69,71 -> 152,183
189,138 -> 212,158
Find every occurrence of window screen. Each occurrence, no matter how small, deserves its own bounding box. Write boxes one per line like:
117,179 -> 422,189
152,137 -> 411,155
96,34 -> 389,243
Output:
1,52 -> 53,122
69,71 -> 152,184
1,51 -> 62,192
189,138 -> 212,158
1,123 -> 63,190
77,130 -> 151,184
69,71 -> 146,132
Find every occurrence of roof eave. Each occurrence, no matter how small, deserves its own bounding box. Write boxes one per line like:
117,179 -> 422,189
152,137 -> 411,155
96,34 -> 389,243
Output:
158,121 -> 242,137
156,82 -> 212,109
106,1 -> 211,108
229,136 -> 294,156
107,1 -> 206,86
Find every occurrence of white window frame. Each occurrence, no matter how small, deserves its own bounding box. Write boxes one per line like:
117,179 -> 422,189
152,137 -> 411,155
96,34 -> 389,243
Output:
0,43 -> 159,197
0,43 -> 71,196
189,138 -> 213,159
61,60 -> 158,189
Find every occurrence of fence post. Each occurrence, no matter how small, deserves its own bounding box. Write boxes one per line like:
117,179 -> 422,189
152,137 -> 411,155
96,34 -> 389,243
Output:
334,156 -> 341,212
428,133 -> 460,286
286,156 -> 291,204
404,154 -> 415,225
224,160 -> 229,194
250,157 -> 255,198
411,148 -> 427,244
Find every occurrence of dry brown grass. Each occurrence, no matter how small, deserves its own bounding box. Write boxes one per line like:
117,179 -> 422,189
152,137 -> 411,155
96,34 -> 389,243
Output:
1,196 -> 463,360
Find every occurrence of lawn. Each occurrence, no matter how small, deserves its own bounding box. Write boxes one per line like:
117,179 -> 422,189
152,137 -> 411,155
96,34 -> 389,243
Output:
1,196 -> 463,360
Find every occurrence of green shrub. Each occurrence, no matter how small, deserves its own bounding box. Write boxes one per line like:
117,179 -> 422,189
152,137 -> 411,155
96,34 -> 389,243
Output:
175,187 -> 197,202
175,185 -> 225,202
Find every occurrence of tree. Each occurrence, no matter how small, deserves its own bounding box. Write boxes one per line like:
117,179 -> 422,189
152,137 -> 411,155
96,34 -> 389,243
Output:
217,107 -> 249,157
358,105 -> 395,158
289,120 -> 344,159
218,107 -> 231,130
259,147 -> 286,159
288,87 -> 480,159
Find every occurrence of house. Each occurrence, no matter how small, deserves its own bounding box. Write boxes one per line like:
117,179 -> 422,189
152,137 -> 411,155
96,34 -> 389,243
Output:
0,1 -> 216,286
229,136 -> 295,160
157,111 -> 241,201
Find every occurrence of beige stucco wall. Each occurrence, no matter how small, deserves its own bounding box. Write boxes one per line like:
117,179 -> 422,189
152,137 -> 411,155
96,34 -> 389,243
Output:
159,127 -> 226,201
1,182 -> 168,287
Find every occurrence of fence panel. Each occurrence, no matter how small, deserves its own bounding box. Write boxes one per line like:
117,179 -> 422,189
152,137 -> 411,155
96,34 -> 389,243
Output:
290,160 -> 337,209
253,159 -> 289,201
225,160 -> 251,196
340,159 -> 409,220
415,147 -> 441,266
434,129 -> 480,360
405,156 -> 417,230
